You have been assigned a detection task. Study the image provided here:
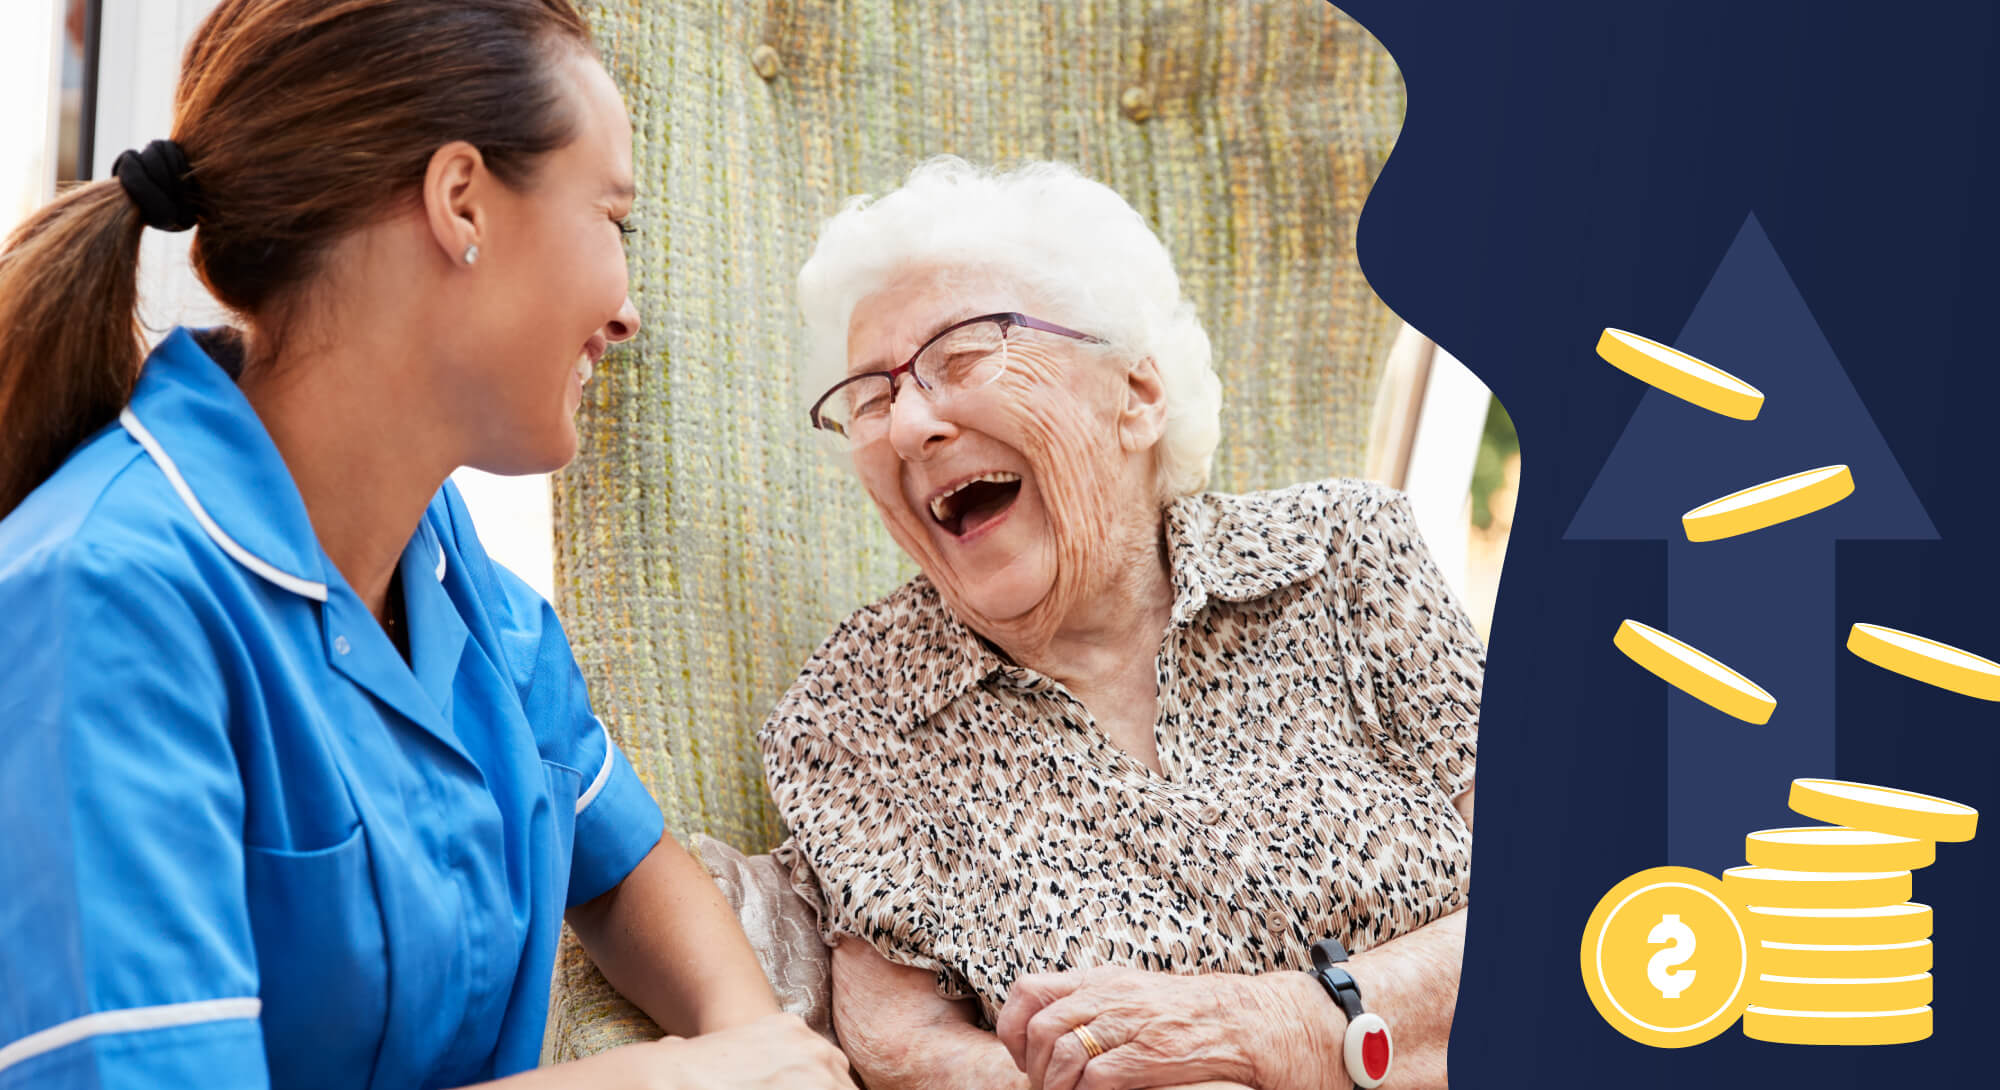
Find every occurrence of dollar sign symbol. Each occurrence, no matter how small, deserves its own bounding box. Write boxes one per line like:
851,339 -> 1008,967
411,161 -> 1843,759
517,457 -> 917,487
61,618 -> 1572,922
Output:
1646,913 -> 1698,999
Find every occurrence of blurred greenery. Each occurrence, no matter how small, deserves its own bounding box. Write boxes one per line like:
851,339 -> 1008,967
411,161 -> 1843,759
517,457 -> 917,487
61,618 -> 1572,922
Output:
1470,396 -> 1518,530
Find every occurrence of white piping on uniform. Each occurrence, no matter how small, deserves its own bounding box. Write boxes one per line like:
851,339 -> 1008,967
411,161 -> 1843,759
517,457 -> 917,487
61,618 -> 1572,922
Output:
0,997 -> 262,1074
576,719 -> 616,815
120,408 -> 329,602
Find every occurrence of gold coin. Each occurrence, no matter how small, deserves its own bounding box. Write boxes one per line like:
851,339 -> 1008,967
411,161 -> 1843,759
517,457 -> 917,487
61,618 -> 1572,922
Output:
1613,620 -> 1776,724
1682,465 -> 1854,542
1789,778 -> 1979,843
1744,826 -> 1934,873
1596,328 -> 1765,420
1743,1006 -> 1932,1046
1580,867 -> 1756,1047
1721,866 -> 1912,909
1741,903 -> 1932,946
1847,622 -> 2000,702
1758,939 -> 1932,979
1748,973 -> 1932,1012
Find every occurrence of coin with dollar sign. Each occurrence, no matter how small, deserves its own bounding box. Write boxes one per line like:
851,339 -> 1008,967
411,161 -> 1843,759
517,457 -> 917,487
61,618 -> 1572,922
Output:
1581,867 -> 1761,1046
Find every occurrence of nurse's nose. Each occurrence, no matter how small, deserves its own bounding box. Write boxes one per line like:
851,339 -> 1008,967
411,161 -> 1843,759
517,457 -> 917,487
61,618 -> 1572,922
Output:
887,380 -> 957,460
603,297 -> 641,343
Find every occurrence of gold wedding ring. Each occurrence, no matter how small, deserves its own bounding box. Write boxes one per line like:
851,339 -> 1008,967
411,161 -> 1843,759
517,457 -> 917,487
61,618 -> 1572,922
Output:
1071,1024 -> 1105,1059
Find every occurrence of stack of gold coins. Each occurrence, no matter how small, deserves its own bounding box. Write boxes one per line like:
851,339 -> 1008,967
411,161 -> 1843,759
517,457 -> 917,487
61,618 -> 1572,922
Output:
1724,779 -> 1977,1045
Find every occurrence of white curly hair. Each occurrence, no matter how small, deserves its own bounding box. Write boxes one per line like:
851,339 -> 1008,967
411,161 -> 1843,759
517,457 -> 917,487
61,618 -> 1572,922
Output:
796,157 -> 1223,499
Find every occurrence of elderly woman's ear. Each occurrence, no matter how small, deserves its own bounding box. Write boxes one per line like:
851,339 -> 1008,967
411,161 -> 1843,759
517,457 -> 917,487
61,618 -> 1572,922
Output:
1117,355 -> 1171,454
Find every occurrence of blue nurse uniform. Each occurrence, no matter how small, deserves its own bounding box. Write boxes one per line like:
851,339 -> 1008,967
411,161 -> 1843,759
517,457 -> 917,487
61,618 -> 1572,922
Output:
0,328 -> 665,1088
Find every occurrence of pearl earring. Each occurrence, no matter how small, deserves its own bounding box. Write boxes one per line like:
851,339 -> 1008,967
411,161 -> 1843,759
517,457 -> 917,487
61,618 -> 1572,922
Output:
463,244 -> 480,266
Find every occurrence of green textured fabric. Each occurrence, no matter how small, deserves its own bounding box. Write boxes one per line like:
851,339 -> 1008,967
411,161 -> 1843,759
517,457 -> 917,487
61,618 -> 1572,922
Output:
545,0 -> 1406,1063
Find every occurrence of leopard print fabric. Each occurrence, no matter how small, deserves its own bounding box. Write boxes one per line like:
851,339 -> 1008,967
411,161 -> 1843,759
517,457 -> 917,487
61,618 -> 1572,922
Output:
760,479 -> 1480,1023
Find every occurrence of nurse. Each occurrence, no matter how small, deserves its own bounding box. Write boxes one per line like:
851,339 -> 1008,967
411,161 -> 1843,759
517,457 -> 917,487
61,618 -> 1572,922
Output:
0,2 -> 850,1088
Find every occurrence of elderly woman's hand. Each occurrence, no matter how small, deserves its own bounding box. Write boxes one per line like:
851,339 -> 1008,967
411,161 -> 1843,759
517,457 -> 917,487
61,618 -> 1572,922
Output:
995,966 -> 1342,1090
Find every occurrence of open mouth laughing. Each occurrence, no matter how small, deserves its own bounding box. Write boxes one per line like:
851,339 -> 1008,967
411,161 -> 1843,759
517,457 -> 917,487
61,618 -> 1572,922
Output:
926,471 -> 1023,538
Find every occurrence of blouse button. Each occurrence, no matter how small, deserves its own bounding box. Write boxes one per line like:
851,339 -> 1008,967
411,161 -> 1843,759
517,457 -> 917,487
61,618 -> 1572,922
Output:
333,635 -> 351,656
1196,802 -> 1224,825
1263,908 -> 1294,936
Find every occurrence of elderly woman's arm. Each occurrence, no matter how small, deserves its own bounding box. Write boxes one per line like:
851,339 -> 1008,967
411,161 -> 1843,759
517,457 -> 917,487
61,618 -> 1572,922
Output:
831,938 -> 1256,1090
834,897 -> 1469,1090
1327,904 -> 1467,1089
827,937 -> 1025,1089
994,785 -> 1475,1090
997,910 -> 1464,1090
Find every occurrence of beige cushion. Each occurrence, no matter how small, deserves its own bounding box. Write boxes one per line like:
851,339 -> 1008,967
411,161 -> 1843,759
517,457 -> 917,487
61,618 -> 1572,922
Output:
690,835 -> 835,1042
539,839 -> 833,1065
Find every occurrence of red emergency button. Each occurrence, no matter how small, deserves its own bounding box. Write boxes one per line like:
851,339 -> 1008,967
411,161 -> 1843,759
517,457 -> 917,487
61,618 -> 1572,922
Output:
1344,1011 -> 1392,1088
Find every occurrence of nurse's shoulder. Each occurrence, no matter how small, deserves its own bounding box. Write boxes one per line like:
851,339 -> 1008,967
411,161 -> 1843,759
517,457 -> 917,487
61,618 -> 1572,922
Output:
0,405 -> 279,1089
0,413 -> 243,642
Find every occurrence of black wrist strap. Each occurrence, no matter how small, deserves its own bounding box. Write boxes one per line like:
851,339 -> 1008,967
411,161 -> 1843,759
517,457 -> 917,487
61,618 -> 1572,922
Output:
1309,938 -> 1366,1024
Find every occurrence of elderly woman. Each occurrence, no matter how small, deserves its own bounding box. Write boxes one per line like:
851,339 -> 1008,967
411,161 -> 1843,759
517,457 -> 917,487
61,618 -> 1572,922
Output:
760,159 -> 1478,1090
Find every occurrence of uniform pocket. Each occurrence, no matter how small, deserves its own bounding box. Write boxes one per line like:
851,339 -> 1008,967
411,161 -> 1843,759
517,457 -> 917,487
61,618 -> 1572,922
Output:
244,822 -> 387,1090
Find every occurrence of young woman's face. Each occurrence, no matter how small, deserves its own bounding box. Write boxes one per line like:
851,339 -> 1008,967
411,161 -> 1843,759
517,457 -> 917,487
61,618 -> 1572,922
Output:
456,50 -> 641,474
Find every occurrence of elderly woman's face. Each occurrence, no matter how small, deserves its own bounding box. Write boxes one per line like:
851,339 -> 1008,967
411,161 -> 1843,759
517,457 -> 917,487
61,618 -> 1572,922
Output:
845,268 -> 1163,638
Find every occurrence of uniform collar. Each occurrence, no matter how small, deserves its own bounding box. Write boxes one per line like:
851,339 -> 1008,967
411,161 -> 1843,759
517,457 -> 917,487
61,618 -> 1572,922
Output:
123,329 -> 471,748
323,512 -> 467,738
119,328 -> 331,600
890,488 -> 1327,733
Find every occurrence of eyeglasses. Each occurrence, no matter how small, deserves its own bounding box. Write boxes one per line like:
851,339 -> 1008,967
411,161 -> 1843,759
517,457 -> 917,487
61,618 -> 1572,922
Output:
807,312 -> 1107,444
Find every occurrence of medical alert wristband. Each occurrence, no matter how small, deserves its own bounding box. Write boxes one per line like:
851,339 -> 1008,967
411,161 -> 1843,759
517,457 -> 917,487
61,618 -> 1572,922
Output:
1309,938 -> 1392,1089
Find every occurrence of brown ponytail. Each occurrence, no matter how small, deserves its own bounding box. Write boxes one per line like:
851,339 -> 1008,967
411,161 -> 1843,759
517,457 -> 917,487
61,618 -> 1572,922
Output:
0,0 -> 594,517
0,184 -> 146,515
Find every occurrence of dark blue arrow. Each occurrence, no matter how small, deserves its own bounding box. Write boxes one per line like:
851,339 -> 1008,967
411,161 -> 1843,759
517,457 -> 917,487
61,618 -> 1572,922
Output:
1566,214 -> 1935,873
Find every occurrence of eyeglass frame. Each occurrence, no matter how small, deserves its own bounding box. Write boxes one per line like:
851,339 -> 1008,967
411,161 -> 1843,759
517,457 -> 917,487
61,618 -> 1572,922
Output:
807,311 -> 1108,437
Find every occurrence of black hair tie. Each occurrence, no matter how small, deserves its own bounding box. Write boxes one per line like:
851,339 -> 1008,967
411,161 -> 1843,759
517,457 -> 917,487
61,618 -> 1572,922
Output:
112,139 -> 201,232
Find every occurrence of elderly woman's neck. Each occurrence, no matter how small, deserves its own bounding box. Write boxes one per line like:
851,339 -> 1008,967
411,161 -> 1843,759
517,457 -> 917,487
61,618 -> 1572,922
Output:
996,521 -> 1176,764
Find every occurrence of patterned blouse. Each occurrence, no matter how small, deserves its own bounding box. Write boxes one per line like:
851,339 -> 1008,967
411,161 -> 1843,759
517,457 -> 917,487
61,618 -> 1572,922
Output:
761,479 -> 1480,1022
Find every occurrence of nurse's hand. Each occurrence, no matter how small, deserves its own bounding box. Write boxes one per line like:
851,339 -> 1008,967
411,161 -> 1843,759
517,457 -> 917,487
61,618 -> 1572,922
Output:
643,1012 -> 855,1090
474,1012 -> 852,1090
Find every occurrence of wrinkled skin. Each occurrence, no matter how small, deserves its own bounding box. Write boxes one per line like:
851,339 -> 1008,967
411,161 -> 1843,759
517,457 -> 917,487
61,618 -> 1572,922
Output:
843,265 -> 1171,665
997,966 -> 1341,1090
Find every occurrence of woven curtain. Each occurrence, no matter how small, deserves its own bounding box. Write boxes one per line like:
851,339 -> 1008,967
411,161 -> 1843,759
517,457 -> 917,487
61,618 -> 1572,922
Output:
546,0 -> 1405,1059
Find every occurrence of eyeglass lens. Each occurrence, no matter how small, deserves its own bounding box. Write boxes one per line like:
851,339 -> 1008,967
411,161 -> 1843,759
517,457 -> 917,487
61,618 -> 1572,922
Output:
823,319 -> 1013,438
